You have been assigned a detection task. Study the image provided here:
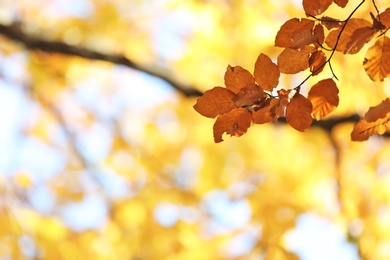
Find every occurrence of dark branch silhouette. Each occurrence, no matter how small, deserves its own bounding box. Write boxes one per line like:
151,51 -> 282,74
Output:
0,22 -> 203,97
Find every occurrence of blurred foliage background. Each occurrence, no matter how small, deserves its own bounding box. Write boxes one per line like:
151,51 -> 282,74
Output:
1,0 -> 390,259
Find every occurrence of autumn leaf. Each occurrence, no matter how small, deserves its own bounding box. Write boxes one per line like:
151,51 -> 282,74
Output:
303,0 -> 333,16
254,53 -> 280,91
307,78 -> 339,120
309,50 -> 327,75
274,89 -> 292,120
224,65 -> 255,94
290,29 -> 319,50
313,24 -> 325,47
344,26 -> 376,54
378,8 -> 390,29
232,84 -> 265,107
275,18 -> 315,48
286,93 -> 313,131
277,46 -> 316,74
363,36 -> 390,82
325,18 -> 373,53
333,0 -> 348,8
351,99 -> 390,141
213,108 -> 252,143
252,98 -> 279,124
365,98 -> 390,122
193,87 -> 235,118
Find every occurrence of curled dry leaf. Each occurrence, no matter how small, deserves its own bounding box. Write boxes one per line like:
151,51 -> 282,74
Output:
351,99 -> 390,141
224,65 -> 255,94
213,108 -> 252,143
363,36 -> 390,82
325,18 -> 372,53
307,78 -> 339,120
193,87 -> 235,118
365,98 -> 390,122
275,18 -> 314,48
303,0 -> 333,16
286,93 -> 313,131
277,46 -> 316,74
309,50 -> 327,75
232,84 -> 265,107
254,53 -> 280,91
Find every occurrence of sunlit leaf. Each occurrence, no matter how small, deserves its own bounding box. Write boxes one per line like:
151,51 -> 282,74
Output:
252,98 -> 279,124
224,65 -> 256,94
309,50 -> 327,75
213,108 -> 252,143
325,18 -> 372,53
321,16 -> 344,30
254,53 -> 280,91
344,26 -> 376,54
232,84 -> 265,107
363,36 -> 390,82
193,87 -> 235,118
365,98 -> 390,122
378,8 -> 390,29
334,0 -> 348,8
277,46 -> 316,74
275,18 -> 315,48
303,0 -> 333,16
286,93 -> 313,131
307,78 -> 339,120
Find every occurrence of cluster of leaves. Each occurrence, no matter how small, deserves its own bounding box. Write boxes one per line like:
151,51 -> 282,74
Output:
194,0 -> 390,143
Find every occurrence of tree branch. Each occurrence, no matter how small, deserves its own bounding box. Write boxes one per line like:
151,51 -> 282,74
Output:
0,22 -> 203,97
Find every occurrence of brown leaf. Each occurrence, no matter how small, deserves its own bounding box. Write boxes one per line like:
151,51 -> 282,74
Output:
275,18 -> 315,48
303,0 -> 333,16
309,50 -> 327,75
344,26 -> 376,54
325,18 -> 372,52
333,0 -> 348,8
378,8 -> 390,29
351,120 -> 388,141
213,108 -> 252,143
307,78 -> 339,120
290,29 -> 319,50
363,36 -> 390,82
286,93 -> 313,131
365,98 -> 390,122
274,89 -> 291,120
321,16 -> 344,30
254,53 -> 280,91
313,24 -> 325,47
232,84 -> 265,107
224,65 -> 255,94
252,98 -> 279,124
193,87 -> 235,118
277,46 -> 316,74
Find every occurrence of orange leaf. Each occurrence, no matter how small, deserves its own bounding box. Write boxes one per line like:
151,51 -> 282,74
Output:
213,108 -> 252,143
351,120 -> 388,141
303,0 -> 333,16
325,18 -> 372,52
286,93 -> 313,131
307,78 -> 339,120
193,87 -> 235,118
309,50 -> 327,75
277,46 -> 316,74
378,8 -> 390,29
224,65 -> 255,94
275,18 -> 315,48
254,53 -> 280,91
252,98 -> 279,124
313,24 -> 325,47
232,84 -> 265,107
333,0 -> 348,8
344,26 -> 376,54
365,98 -> 390,122
363,36 -> 390,82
